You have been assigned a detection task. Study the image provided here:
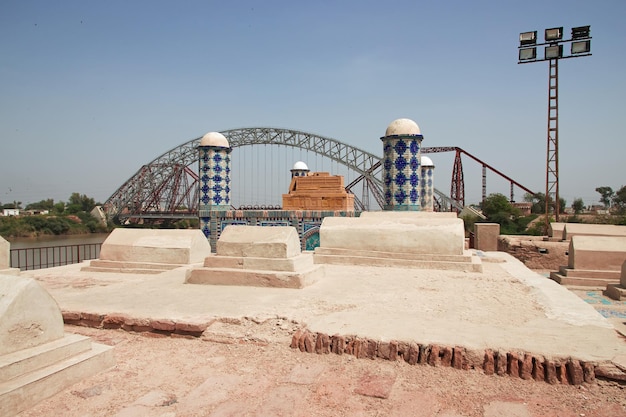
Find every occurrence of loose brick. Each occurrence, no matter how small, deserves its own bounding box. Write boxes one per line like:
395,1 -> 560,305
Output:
452,347 -> 465,370
483,350 -> 495,375
418,344 -> 430,365
367,339 -> 378,359
397,342 -> 410,363
389,340 -> 398,361
291,329 -> 303,349
428,345 -> 441,367
303,332 -> 315,353
508,352 -> 520,378
298,330 -> 307,352
556,361 -> 569,384
495,351 -> 507,376
175,320 -> 210,334
441,346 -> 453,367
102,313 -> 128,329
532,356 -> 545,382
407,342 -> 419,365
567,359 -> 584,385
315,333 -> 330,354
582,362 -> 595,383
81,312 -> 104,323
150,319 -> 176,332
378,342 -> 391,360
546,360 -> 558,384
62,311 -> 81,322
520,354 -> 533,380
331,334 -> 345,355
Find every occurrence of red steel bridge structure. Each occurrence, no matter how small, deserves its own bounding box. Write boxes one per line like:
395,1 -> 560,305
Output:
103,127 -> 536,222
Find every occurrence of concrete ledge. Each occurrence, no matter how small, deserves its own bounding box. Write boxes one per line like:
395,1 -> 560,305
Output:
314,251 -> 482,273
314,247 -> 474,263
185,266 -> 323,289
0,342 -> 114,416
558,266 -> 622,279
82,260 -> 186,274
549,272 -> 620,287
604,284 -> 626,301
204,254 -> 315,272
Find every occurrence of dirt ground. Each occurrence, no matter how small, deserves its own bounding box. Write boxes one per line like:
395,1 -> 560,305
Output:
18,320 -> 626,417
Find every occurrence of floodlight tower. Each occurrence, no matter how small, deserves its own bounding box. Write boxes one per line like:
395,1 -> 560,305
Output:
518,26 -> 591,232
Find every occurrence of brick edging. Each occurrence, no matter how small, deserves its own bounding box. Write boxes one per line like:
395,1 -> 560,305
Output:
62,310 -> 212,337
290,329 -> 601,386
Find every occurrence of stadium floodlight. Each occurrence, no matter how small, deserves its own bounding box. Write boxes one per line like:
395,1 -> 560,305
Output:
571,40 -> 591,54
571,25 -> 591,40
545,27 -> 563,42
519,31 -> 537,46
517,25 -> 592,230
545,44 -> 563,59
519,48 -> 537,61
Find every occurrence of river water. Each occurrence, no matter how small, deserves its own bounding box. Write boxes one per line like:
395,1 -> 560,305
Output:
6,233 -> 110,250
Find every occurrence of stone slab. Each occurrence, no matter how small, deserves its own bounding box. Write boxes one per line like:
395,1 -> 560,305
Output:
0,341 -> 114,416
319,214 -> 465,256
474,223 -> 500,251
204,253 -> 314,272
548,222 -> 566,240
0,236 -> 9,270
563,223 -> 626,240
0,275 -> 64,356
558,266 -> 621,279
314,249 -> 482,273
185,265 -> 323,289
567,235 -> 626,270
98,228 -> 211,264
217,226 -> 301,259
549,272 -> 620,287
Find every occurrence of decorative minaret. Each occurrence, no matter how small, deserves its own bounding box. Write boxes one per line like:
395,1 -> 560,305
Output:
420,155 -> 435,212
290,161 -> 310,178
380,118 -> 424,211
198,131 -> 231,239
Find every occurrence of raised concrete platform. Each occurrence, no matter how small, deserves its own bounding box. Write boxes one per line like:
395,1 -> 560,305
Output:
605,260 -> 626,301
314,213 -> 481,272
82,228 -> 211,274
314,247 -> 482,272
563,223 -> 626,240
0,236 -> 19,276
550,235 -> 626,287
0,275 -> 114,416
186,226 -> 323,288
20,252 -> 625,372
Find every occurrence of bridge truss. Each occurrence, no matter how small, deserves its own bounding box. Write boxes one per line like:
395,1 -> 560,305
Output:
103,127 -> 534,222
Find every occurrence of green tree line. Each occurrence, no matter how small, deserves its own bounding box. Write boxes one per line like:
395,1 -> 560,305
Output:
0,193 -> 110,238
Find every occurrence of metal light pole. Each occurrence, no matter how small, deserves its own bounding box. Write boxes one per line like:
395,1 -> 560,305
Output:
518,26 -> 592,233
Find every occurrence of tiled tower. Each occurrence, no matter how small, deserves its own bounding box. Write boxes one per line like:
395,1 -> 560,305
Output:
380,118 -> 424,211
198,132 -> 232,239
420,155 -> 435,212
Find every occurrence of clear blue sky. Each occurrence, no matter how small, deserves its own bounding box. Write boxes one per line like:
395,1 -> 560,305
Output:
1,0 -> 624,207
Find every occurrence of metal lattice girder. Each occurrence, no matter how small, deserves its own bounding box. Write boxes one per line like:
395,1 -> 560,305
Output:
104,127 -> 385,220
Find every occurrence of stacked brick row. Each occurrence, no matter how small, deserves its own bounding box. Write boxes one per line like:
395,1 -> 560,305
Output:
290,329 -> 597,386
62,311 -> 211,337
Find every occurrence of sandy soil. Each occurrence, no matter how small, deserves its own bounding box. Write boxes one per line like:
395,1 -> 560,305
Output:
18,322 -> 626,417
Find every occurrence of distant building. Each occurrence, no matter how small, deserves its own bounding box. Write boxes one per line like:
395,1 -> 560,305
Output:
282,162 -> 354,212
2,209 -> 20,217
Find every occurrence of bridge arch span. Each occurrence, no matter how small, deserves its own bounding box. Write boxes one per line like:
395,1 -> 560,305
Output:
104,127 -> 390,221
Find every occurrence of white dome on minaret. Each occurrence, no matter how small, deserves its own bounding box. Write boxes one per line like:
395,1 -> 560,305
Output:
420,156 -> 434,166
385,118 -> 421,136
292,161 -> 309,170
200,132 -> 229,148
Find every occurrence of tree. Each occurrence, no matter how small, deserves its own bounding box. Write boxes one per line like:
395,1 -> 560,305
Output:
26,199 -> 55,211
523,192 -> 565,214
66,193 -> 96,214
571,198 -> 585,214
613,185 -> 626,214
596,186 -> 614,209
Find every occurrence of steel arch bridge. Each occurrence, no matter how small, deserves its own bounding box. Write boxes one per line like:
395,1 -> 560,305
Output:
103,127 -> 533,222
